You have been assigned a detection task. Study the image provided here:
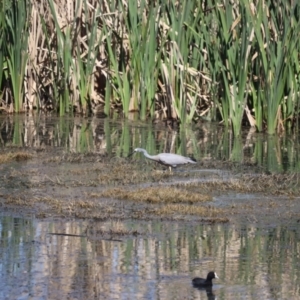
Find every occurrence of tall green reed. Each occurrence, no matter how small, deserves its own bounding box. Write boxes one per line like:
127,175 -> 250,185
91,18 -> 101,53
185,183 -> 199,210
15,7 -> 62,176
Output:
136,3 -> 161,120
102,1 -> 161,119
160,1 -> 206,123
47,0 -> 73,115
102,18 -> 131,117
73,2 -> 102,115
211,1 -> 254,136
5,0 -> 30,112
252,0 -> 300,134
0,6 -> 5,100
2,0 -> 300,137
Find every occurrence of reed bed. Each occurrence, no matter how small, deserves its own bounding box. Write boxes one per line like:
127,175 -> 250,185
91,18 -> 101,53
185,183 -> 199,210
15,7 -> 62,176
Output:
1,0 -> 300,135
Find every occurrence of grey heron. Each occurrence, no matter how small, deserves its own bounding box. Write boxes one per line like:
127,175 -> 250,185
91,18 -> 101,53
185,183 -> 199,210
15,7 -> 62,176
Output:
130,148 -> 196,171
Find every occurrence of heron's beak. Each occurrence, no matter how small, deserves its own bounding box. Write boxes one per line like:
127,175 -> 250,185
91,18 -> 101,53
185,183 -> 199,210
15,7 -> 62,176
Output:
128,151 -> 135,158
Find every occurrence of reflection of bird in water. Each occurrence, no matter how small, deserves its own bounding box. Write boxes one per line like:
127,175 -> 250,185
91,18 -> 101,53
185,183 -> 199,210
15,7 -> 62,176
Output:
129,148 -> 196,172
192,271 -> 218,287
199,286 -> 216,300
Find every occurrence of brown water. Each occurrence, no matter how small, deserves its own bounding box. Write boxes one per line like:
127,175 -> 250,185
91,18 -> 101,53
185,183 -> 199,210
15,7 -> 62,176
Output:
1,114 -> 300,299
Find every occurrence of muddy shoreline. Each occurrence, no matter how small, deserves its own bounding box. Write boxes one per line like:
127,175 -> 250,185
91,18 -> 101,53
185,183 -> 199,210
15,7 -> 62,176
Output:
1,149 -> 300,231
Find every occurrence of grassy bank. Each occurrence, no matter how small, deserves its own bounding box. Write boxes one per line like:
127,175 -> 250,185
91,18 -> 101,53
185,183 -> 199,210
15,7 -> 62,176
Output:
0,0 -> 300,135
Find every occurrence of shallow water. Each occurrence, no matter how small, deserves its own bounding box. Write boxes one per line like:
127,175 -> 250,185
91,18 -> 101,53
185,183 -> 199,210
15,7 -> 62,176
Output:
1,113 -> 300,172
1,114 -> 300,299
0,215 -> 300,300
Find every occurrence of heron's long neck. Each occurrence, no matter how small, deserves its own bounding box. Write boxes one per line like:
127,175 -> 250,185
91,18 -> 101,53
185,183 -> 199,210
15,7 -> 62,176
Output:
143,151 -> 156,160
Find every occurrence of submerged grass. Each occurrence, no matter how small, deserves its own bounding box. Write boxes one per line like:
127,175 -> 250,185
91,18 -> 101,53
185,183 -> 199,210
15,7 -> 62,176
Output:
2,150 -> 300,224
183,173 -> 300,196
96,164 -> 173,185
148,204 -> 222,217
0,152 -> 32,163
86,221 -> 144,239
0,193 -> 222,221
99,186 -> 212,203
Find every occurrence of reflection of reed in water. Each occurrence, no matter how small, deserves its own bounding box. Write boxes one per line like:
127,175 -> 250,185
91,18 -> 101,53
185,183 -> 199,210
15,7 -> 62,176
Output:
1,216 -> 300,299
1,114 -> 299,172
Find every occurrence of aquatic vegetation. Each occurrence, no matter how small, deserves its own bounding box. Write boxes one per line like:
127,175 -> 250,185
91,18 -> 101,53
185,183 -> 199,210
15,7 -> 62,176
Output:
4,0 -> 30,112
86,221 -> 144,240
1,146 -> 300,223
1,1 -> 300,135
99,186 -> 212,203
0,152 -> 32,164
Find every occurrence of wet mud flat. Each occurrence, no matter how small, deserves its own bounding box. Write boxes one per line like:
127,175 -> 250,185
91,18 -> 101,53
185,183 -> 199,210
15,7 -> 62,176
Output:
1,148 -> 300,233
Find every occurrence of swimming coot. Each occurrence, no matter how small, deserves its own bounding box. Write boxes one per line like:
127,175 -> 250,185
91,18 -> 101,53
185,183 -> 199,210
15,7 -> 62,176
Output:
192,271 -> 219,287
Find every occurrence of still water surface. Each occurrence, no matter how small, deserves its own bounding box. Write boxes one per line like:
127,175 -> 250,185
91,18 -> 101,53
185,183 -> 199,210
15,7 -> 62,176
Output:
1,115 -> 300,299
1,113 -> 300,172
0,216 -> 299,300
